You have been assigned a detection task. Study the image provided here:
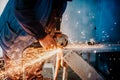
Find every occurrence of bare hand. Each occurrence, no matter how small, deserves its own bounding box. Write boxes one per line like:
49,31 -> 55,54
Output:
39,34 -> 57,50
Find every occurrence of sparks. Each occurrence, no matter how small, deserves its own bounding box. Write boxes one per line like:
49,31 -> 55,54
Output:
0,48 -> 62,79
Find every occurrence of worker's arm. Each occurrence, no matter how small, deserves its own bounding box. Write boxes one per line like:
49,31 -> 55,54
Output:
14,0 -> 47,39
14,0 -> 56,49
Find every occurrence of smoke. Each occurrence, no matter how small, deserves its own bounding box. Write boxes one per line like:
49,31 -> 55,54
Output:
61,0 -> 97,42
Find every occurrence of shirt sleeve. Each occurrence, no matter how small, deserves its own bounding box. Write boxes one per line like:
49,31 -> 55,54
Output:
14,0 -> 47,39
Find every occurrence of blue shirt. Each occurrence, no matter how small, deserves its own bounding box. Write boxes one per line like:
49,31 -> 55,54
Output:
0,0 -> 68,59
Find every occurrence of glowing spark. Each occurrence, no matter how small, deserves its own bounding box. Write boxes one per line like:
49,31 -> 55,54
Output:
114,22 -> 117,25
77,10 -> 81,14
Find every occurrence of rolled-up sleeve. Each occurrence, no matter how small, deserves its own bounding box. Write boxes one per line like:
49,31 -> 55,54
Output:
14,0 -> 47,39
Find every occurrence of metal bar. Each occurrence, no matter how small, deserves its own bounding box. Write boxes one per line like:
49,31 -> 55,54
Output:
63,51 -> 104,80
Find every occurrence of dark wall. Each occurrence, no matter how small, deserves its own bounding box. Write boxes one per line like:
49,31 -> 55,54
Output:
96,0 -> 120,43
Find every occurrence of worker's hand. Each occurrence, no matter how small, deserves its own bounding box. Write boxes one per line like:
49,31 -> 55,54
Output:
39,34 -> 57,50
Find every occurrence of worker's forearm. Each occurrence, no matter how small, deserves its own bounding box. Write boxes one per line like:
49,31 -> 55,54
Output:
20,20 -> 47,39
